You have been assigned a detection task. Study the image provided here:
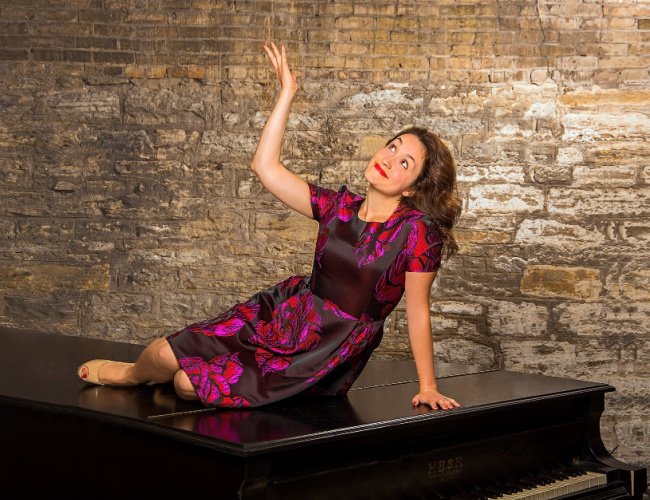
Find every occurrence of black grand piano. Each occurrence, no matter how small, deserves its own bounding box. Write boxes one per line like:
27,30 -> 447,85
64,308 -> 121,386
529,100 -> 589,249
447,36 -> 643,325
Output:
1,327 -> 646,499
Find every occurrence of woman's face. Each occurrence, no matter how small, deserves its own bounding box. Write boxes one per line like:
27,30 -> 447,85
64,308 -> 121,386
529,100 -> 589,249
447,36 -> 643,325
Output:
364,133 -> 426,198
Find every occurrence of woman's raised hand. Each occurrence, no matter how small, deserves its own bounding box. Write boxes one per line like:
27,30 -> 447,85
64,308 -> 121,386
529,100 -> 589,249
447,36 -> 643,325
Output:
263,42 -> 298,96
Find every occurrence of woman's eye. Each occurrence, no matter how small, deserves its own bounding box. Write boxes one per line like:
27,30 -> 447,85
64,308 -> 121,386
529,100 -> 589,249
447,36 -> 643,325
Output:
401,160 -> 408,169
389,144 -> 396,152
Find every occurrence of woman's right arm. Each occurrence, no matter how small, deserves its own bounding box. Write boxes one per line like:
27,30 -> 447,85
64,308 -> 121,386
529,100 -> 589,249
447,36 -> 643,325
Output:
251,43 -> 312,219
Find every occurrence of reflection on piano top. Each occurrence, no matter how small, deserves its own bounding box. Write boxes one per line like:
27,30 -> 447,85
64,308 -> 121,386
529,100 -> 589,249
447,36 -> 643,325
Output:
0,327 -> 614,456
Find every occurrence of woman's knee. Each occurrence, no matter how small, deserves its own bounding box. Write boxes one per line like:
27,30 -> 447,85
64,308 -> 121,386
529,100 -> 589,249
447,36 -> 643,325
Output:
174,369 -> 198,401
153,338 -> 180,371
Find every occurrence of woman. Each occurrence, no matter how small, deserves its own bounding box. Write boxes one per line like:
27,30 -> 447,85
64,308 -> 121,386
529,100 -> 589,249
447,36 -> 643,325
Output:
78,43 -> 462,411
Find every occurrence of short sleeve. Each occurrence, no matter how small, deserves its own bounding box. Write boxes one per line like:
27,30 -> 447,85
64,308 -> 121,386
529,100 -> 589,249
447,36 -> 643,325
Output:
307,182 -> 340,223
405,219 -> 443,273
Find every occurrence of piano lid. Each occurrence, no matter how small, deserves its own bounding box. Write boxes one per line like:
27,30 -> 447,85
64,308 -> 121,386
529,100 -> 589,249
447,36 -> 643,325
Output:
0,327 -> 614,457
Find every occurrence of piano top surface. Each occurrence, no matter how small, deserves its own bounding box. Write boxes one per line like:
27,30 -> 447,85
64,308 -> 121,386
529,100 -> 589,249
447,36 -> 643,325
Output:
0,327 -> 614,456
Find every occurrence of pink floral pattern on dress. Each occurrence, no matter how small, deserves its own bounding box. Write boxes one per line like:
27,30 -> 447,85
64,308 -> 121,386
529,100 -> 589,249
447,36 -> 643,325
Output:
187,301 -> 260,337
275,275 -> 305,294
337,189 -> 364,222
309,184 -> 337,225
374,219 -> 442,315
323,298 -> 358,320
178,353 -> 250,407
309,183 -> 363,226
405,219 -> 442,272
375,251 -> 407,313
250,293 -> 322,375
353,207 -> 415,267
255,349 -> 290,376
305,321 -> 376,385
314,227 -> 329,268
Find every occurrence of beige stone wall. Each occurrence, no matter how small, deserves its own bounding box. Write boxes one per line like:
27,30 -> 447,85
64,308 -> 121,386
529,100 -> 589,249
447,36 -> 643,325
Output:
0,0 -> 648,478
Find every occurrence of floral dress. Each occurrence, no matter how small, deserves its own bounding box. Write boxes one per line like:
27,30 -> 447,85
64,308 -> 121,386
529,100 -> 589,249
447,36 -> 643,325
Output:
167,183 -> 443,408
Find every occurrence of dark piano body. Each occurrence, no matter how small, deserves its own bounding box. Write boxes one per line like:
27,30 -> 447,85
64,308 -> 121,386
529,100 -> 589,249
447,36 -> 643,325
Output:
0,327 -> 646,499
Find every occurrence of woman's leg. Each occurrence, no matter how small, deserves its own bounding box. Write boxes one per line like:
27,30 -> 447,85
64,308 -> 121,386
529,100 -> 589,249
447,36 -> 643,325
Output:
173,369 -> 199,401
87,337 -> 181,385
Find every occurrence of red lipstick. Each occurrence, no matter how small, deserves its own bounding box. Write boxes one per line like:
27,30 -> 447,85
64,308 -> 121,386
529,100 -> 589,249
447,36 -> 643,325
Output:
374,162 -> 388,178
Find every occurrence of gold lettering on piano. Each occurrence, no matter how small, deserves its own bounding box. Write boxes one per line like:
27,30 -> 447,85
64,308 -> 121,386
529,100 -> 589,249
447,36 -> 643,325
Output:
427,456 -> 463,480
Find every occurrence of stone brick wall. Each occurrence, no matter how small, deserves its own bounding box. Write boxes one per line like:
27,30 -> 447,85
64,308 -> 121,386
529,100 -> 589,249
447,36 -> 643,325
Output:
1,0 -> 648,481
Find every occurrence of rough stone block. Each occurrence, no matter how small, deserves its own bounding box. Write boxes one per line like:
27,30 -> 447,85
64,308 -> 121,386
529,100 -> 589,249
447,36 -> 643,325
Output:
84,292 -> 153,318
457,164 -> 525,184
487,300 -> 548,336
599,376 -> 650,414
530,163 -> 572,183
515,219 -> 605,250
573,339 -> 620,378
180,212 -> 248,241
619,219 -> 650,246
548,188 -> 650,217
430,301 -> 483,317
255,211 -> 317,241
123,86 -> 216,127
345,87 -> 424,108
606,265 -> 650,301
159,292 -> 219,326
435,338 -> 496,368
199,131 -> 258,161
553,301 -> 650,337
44,90 -> 120,121
1,293 -> 79,334
14,219 -> 74,240
502,340 -> 576,375
572,164 -> 636,187
0,264 -> 110,293
0,156 -> 33,186
562,111 -> 650,141
556,146 -> 584,165
455,229 -> 512,245
468,184 -> 544,213
359,135 -> 386,157
614,417 -> 650,457
520,265 -> 602,301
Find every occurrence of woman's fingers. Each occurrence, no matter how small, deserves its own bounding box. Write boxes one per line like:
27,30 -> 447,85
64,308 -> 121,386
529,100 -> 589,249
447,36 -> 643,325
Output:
263,45 -> 280,73
412,394 -> 460,410
263,42 -> 298,93
265,49 -> 284,84
263,43 -> 286,81
413,397 -> 439,409
271,42 -> 282,70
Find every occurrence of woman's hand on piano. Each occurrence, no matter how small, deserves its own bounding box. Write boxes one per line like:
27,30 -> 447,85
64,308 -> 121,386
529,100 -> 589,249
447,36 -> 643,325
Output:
412,388 -> 461,410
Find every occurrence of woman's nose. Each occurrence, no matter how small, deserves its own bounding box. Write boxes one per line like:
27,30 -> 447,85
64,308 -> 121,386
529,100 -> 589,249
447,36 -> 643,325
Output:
382,158 -> 391,169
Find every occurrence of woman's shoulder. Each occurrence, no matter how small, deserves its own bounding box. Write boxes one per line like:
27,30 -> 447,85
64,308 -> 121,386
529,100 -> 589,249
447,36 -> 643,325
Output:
308,183 -> 363,223
308,182 -> 360,199
401,208 -> 442,242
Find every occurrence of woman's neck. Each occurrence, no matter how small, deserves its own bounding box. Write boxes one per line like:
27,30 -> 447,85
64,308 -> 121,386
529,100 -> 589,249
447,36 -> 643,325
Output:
359,187 -> 402,222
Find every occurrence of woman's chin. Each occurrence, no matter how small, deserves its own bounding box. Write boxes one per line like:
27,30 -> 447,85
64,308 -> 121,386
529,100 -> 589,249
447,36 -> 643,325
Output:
363,168 -> 383,185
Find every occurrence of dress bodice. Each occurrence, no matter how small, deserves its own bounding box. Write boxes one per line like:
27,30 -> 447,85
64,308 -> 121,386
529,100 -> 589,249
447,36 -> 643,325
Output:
308,183 -> 443,322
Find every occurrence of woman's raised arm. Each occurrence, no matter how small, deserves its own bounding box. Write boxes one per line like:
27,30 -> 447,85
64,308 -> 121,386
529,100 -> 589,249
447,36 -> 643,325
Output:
250,43 -> 312,219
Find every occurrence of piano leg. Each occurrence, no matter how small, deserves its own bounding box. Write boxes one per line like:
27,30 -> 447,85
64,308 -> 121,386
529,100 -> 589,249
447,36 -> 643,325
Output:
239,459 -> 271,500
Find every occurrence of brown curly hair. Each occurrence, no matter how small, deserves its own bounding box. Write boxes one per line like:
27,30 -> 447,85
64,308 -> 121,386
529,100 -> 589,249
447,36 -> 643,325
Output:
386,126 -> 461,263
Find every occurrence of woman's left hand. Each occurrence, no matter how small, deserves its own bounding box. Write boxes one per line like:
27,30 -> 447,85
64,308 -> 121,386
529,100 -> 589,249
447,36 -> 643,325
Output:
412,387 -> 461,410
263,42 -> 298,96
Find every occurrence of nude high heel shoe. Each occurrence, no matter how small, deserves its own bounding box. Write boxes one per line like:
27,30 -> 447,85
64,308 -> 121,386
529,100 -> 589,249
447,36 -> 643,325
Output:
77,359 -> 135,386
